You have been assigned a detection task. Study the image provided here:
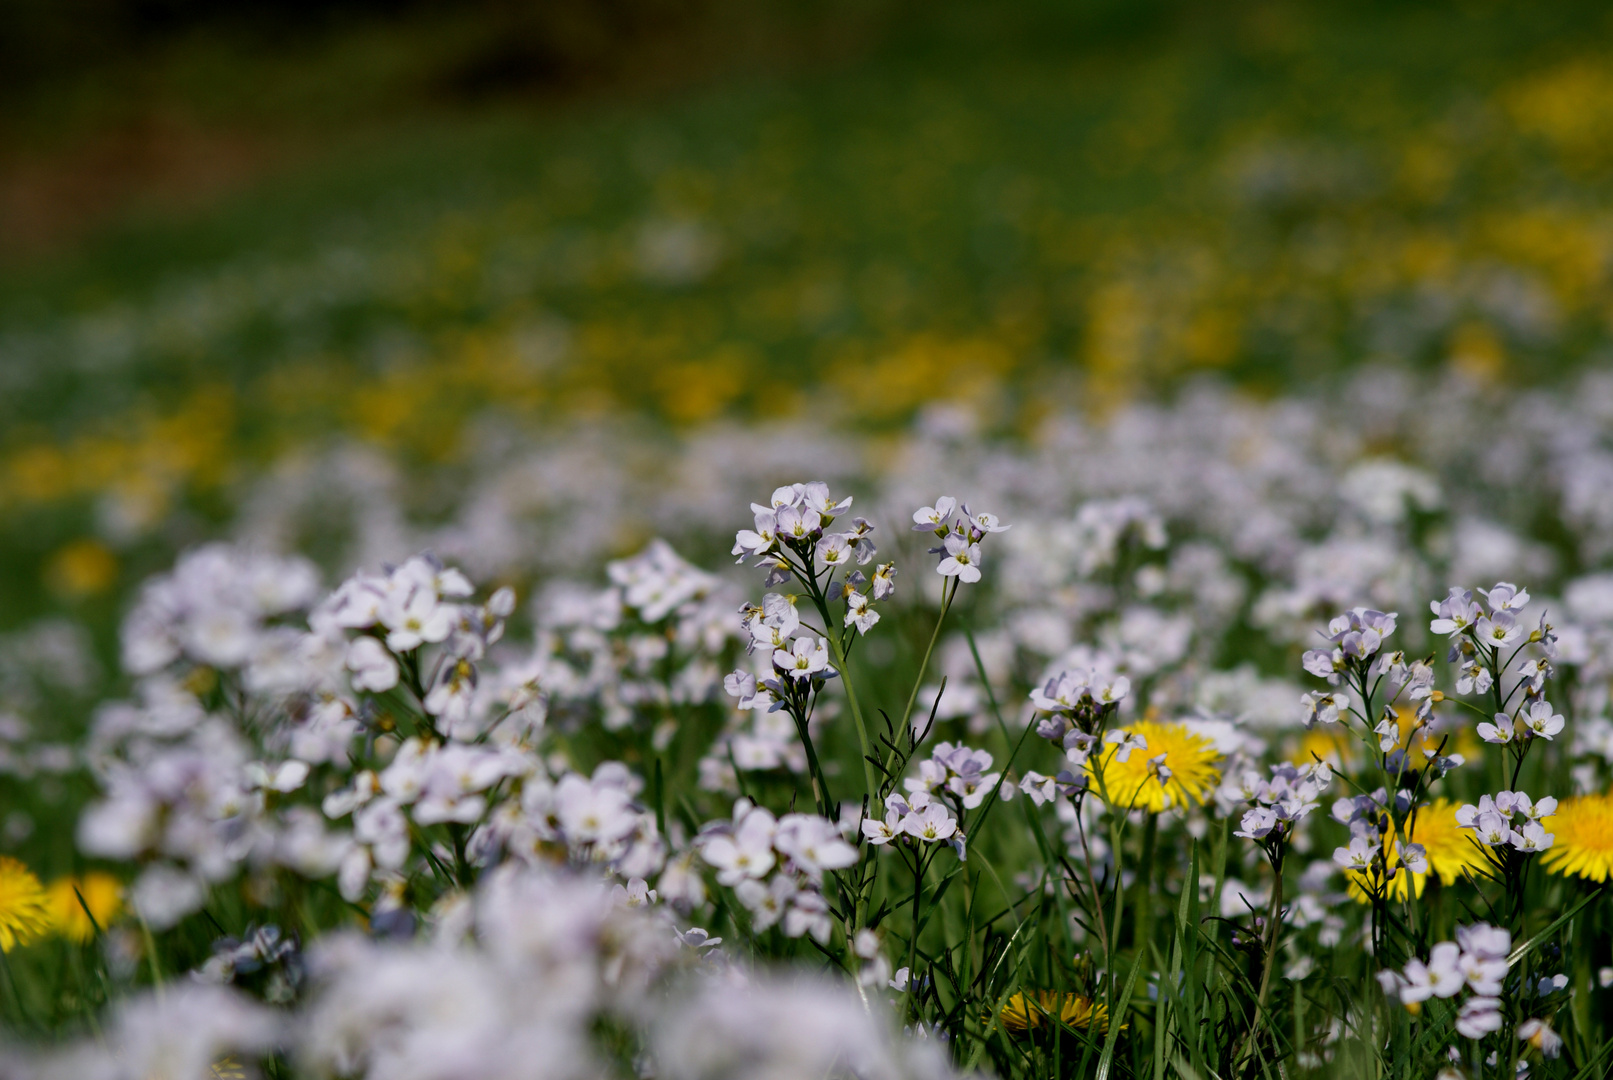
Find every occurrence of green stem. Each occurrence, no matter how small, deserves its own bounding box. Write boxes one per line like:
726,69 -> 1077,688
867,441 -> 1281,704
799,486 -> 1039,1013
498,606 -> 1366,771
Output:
828,631 -> 878,819
898,580 -> 956,738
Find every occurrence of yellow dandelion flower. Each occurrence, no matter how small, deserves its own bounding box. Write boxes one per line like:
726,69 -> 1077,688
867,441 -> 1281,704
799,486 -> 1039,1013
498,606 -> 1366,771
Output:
1000,991 -> 1111,1035
1540,791 -> 1613,883
0,857 -> 52,952
1087,721 -> 1221,813
1345,799 -> 1488,902
45,873 -> 124,943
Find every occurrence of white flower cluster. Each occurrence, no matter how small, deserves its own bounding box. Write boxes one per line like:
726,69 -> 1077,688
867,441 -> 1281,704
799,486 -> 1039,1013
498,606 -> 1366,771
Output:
1454,791 -> 1556,853
1331,789 -> 1423,881
121,543 -> 322,678
1227,761 -> 1333,844
527,539 -> 738,735
1375,923 -> 1566,1054
697,800 -> 857,942
77,545 -> 671,929
734,482 -> 884,593
7,862 -> 954,1080
912,496 -> 1008,585
860,742 -> 997,855
1013,667 -> 1133,803
706,481 -> 888,797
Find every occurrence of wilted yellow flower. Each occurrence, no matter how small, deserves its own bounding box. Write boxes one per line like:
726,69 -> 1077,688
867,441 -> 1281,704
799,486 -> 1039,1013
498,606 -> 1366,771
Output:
46,873 -> 124,942
0,857 -> 51,952
1000,990 -> 1111,1035
1087,721 -> 1220,812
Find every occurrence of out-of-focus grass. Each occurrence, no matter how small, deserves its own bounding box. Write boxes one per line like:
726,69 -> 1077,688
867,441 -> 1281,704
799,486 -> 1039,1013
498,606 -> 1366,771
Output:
2,0 -> 1613,623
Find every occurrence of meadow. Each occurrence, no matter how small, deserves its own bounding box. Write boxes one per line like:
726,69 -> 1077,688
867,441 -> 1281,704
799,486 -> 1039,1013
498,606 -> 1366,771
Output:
3,1 -> 1613,1077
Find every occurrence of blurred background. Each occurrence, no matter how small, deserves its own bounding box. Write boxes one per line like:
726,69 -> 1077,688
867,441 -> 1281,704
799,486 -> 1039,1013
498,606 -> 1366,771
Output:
2,0 -> 1613,699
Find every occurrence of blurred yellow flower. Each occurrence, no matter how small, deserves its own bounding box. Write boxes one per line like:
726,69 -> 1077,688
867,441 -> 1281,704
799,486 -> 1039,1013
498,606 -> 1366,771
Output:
0,857 -> 51,952
1540,792 -> 1613,883
1088,721 -> 1220,813
45,539 -> 118,598
46,873 -> 124,942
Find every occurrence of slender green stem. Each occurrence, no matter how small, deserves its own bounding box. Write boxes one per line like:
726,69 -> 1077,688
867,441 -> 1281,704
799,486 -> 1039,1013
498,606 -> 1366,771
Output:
898,580 -> 956,739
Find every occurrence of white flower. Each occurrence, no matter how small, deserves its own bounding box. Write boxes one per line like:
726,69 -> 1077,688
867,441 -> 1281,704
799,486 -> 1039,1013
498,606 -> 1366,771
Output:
1093,675 -> 1130,704
1031,670 -> 1092,713
1105,729 -> 1147,763
1429,587 -> 1482,636
774,637 -> 831,681
1517,1018 -> 1563,1058
1398,842 -> 1429,876
936,534 -> 982,584
379,573 -> 457,652
1476,714 -> 1516,744
961,506 -> 1010,534
1472,811 -> 1513,847
1333,835 -> 1375,872
1456,661 -> 1493,695
1235,807 -> 1278,840
1456,996 -> 1504,1040
901,803 -> 957,842
1400,942 -> 1463,1004
1302,648 -> 1342,680
1520,794 -> 1557,820
818,533 -> 852,568
776,505 -> 822,542
1480,582 -> 1530,612
912,497 -> 957,531
797,481 -> 852,518
1521,699 -> 1564,739
1509,820 -> 1554,853
773,813 -> 858,879
702,808 -> 778,885
844,592 -> 880,635
1301,691 -> 1343,726
724,670 -> 773,712
1475,611 -> 1523,649
1374,716 -> 1401,752
871,562 -> 897,600
344,636 -> 399,693
732,511 -> 779,562
861,810 -> 903,845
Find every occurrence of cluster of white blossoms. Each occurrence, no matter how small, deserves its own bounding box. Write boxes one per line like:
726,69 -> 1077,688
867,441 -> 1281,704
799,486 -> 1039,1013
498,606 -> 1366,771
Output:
734,482 -> 886,593
860,742 -> 997,855
1377,923 -> 1564,1055
1454,791 -> 1556,853
1013,667 -> 1132,803
531,540 -> 737,736
8,862 -> 954,1080
697,799 -> 857,942
1228,761 -> 1333,844
120,543 -> 322,678
76,546 -> 668,929
1331,787 -> 1425,882
912,496 -> 1009,585
17,370 -> 1613,1076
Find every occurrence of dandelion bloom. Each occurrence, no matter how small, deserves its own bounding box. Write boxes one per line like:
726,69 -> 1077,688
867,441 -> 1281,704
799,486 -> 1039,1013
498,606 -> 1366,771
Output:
1087,721 -> 1220,812
1540,792 -> 1613,883
1345,799 -> 1486,902
0,857 -> 52,952
46,873 -> 124,943
999,991 -> 1111,1035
